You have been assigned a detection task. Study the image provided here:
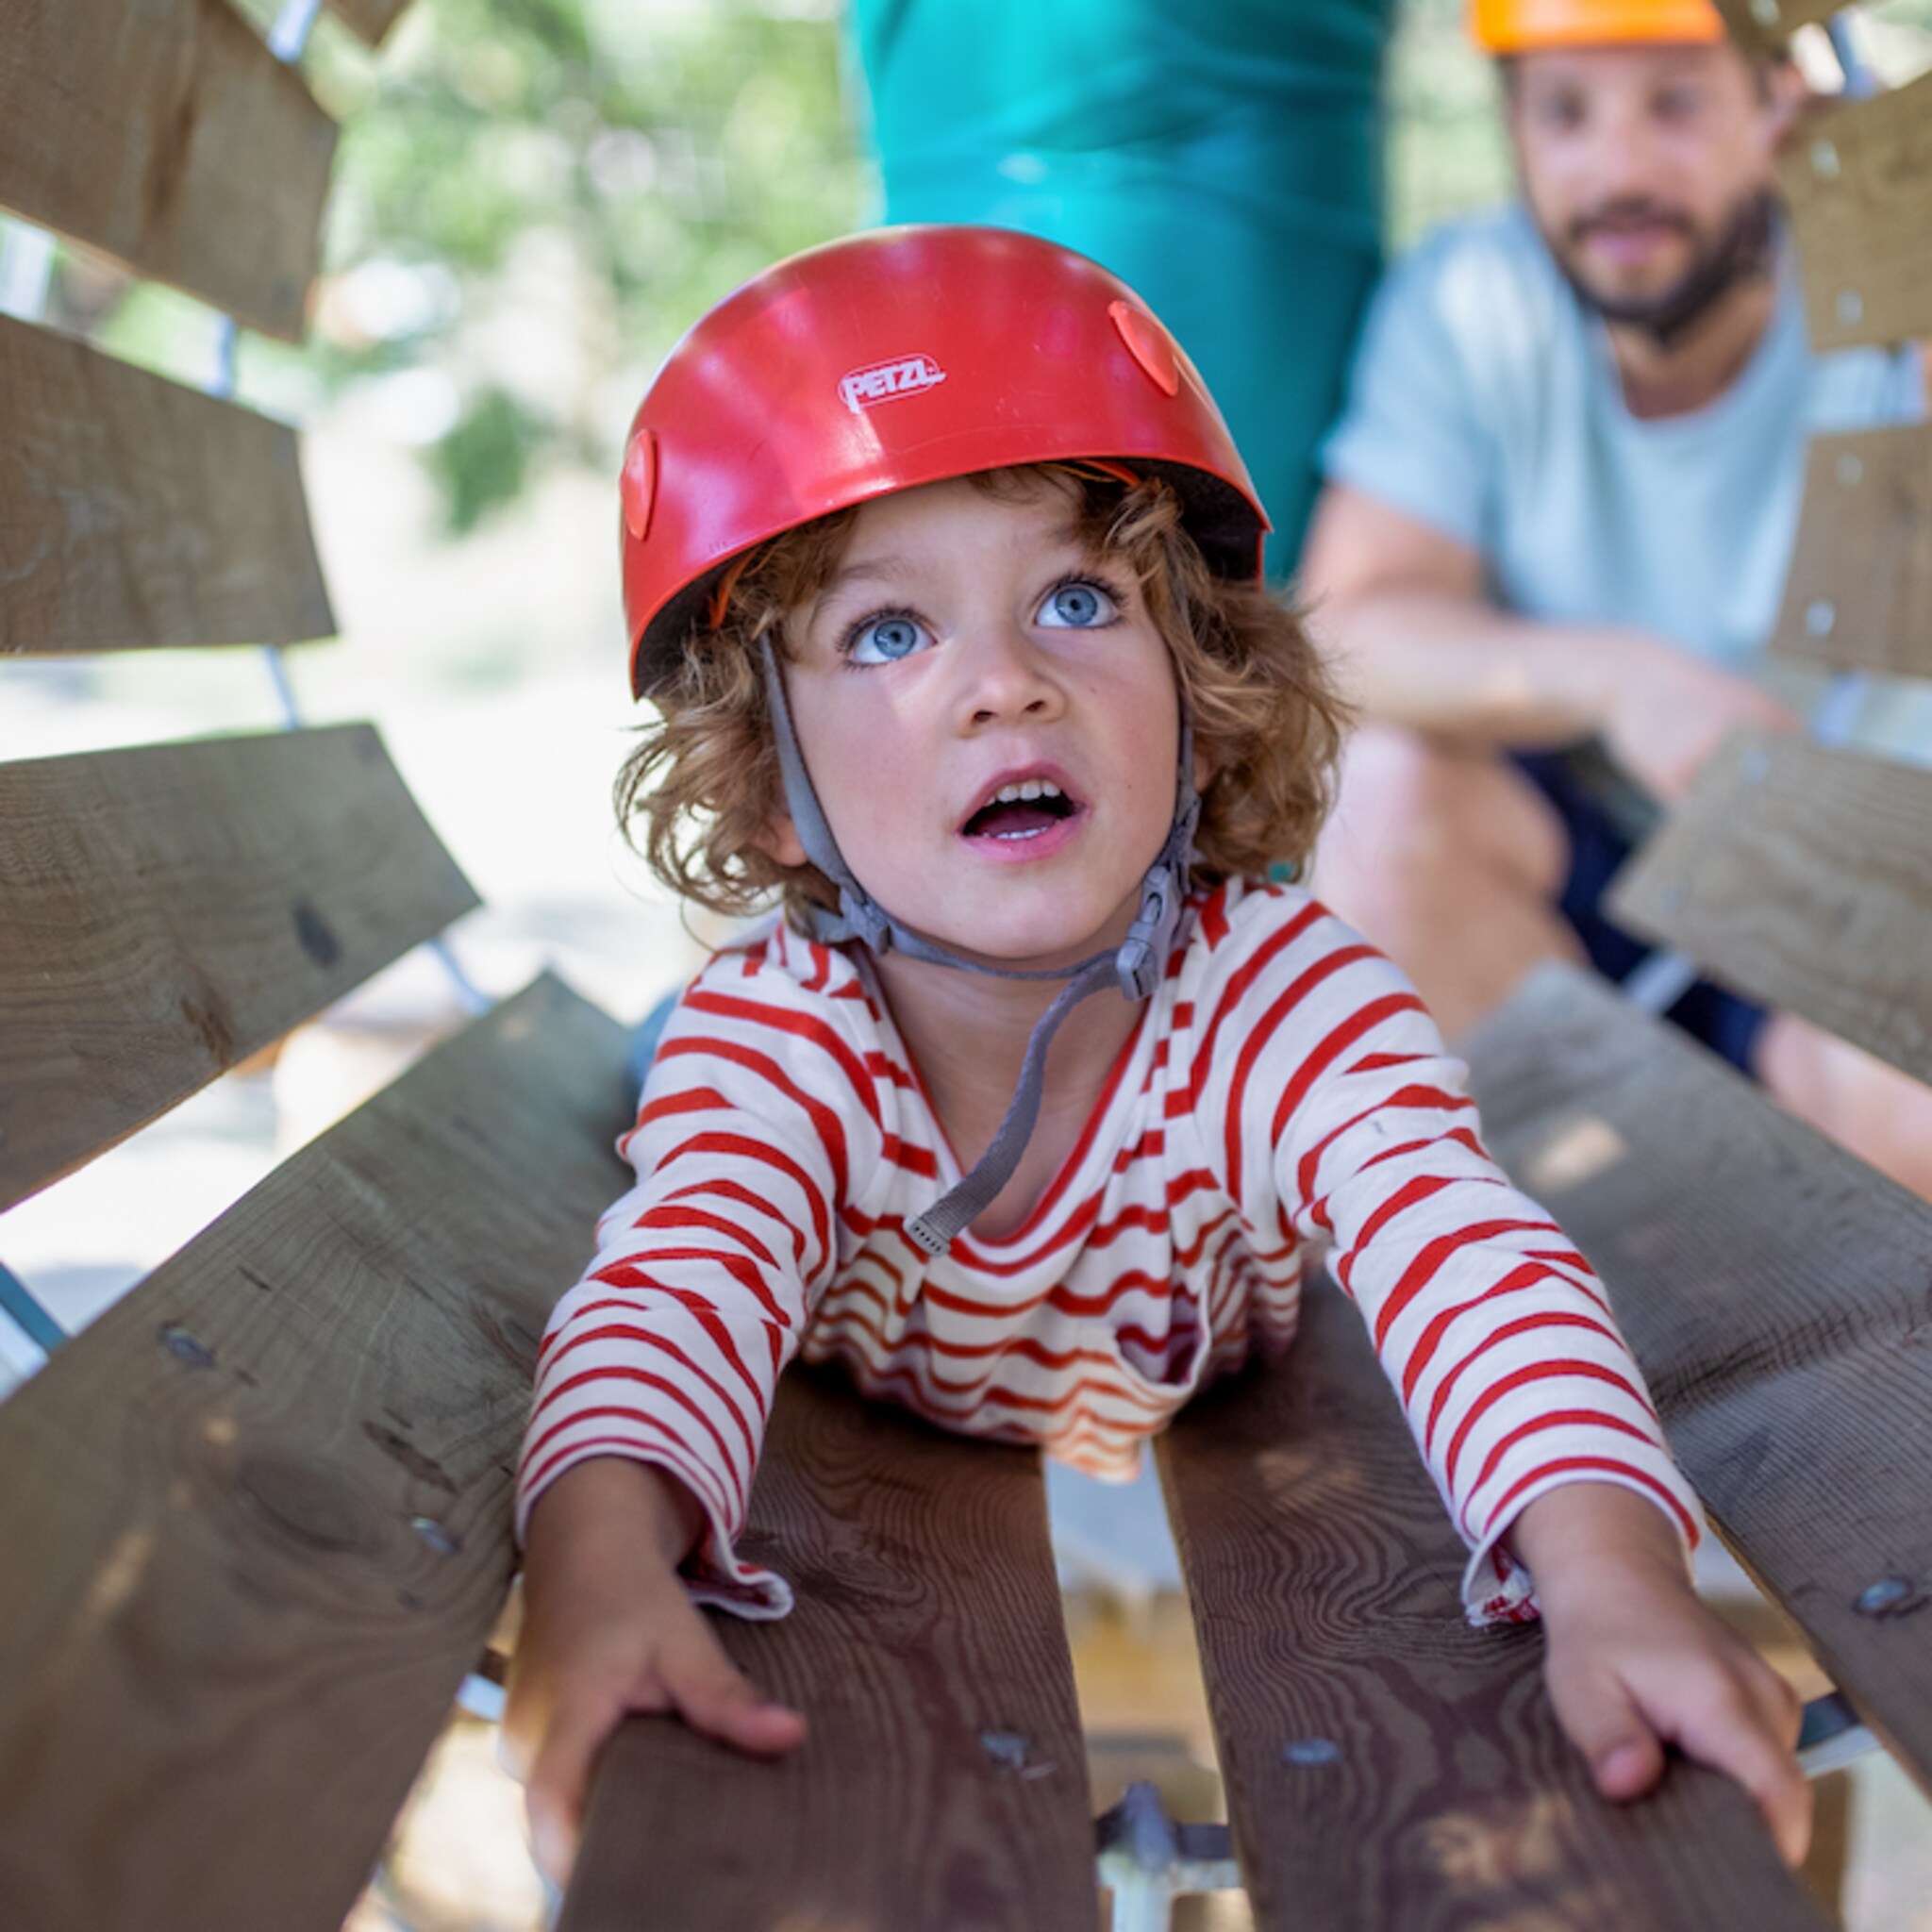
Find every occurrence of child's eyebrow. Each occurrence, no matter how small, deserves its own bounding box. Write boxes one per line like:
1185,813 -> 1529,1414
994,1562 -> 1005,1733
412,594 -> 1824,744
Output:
815,557 -> 911,605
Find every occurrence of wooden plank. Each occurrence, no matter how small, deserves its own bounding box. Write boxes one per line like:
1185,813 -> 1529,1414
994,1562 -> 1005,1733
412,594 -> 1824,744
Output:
0,974 -> 634,1932
0,312 -> 334,653
1709,0 -> 1833,55
325,0 -> 417,46
563,1370 -> 1099,1932
1466,963 -> 1932,1798
1770,424 -> 1932,679
1158,1280 -> 1824,1932
0,0 -> 335,341
1607,728 -> 1932,1088
0,725 -> 477,1211
1780,76 -> 1932,353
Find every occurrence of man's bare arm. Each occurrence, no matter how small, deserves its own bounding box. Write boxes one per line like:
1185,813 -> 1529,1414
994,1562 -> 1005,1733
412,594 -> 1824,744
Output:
1298,482 -> 1632,742
1298,483 -> 1799,798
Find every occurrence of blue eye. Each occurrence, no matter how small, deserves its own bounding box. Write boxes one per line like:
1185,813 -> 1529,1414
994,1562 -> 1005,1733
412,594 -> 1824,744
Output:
847,613 -> 931,665
1040,580 -> 1118,628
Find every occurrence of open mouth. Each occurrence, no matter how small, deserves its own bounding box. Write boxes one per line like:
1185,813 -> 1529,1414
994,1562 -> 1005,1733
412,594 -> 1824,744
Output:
961,777 -> 1083,843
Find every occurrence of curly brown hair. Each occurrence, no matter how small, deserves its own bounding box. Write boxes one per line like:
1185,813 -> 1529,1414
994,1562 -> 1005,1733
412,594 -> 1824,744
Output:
616,465 -> 1350,924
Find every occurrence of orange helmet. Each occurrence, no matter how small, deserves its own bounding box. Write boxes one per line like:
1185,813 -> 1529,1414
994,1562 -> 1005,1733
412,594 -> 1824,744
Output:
1470,0 -> 1726,52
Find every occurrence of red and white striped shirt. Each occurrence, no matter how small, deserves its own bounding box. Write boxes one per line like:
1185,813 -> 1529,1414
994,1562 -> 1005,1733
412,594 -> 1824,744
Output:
518,880 -> 1699,1624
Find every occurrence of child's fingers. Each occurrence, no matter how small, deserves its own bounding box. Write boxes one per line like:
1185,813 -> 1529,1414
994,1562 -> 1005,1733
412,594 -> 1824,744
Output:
1547,1665 -> 1668,1801
525,1690 -> 620,1889
665,1620 -> 808,1757
1670,1675 -> 1811,1869
525,1707 -> 598,1885
1548,1647 -> 1808,1865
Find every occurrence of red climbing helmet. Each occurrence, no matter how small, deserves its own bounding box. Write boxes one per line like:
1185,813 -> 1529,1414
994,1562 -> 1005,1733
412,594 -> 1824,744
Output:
619,224 -> 1269,698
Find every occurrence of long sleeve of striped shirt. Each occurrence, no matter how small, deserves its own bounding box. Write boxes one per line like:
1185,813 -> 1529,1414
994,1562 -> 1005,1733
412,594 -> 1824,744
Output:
516,880 -> 1701,1625
514,945 -> 864,1616
1186,888 -> 1702,1621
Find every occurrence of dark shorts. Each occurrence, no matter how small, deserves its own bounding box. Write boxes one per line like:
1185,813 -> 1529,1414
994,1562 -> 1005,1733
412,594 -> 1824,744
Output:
1509,747 -> 1769,1077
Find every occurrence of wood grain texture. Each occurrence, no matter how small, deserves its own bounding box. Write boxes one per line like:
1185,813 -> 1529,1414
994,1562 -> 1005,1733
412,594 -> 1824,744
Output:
0,312 -> 334,652
0,974 -> 634,1932
1780,76 -> 1932,353
1770,424 -> 1932,678
325,0 -> 416,46
1710,0 -> 1833,54
0,725 -> 477,1211
1158,1280 -> 1824,1932
0,0 -> 335,341
562,1369 -> 1100,1932
1466,963 -> 1932,1797
1607,728 -> 1932,1087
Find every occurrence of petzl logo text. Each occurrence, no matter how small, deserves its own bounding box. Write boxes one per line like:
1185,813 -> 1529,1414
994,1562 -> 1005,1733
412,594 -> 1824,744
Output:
840,355 -> 947,414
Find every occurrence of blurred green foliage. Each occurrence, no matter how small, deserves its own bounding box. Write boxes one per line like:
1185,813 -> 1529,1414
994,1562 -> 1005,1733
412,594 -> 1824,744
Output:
297,0 -> 867,530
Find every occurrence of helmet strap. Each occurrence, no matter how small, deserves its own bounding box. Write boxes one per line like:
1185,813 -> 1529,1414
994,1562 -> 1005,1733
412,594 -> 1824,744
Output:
757,637 -> 1198,1253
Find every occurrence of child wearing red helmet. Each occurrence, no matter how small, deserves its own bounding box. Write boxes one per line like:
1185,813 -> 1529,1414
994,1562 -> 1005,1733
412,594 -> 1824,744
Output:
503,227 -> 1807,1882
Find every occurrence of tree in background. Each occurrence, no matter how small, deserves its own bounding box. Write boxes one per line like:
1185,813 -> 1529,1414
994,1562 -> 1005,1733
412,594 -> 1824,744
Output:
305,0 -> 865,533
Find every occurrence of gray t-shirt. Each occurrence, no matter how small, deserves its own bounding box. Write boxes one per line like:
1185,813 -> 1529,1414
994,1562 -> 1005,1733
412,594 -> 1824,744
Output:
1321,205 -> 1929,755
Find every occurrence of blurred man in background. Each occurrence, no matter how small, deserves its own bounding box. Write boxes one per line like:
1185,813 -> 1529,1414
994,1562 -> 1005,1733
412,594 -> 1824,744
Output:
845,0 -> 1395,576
1301,0 -> 1932,1191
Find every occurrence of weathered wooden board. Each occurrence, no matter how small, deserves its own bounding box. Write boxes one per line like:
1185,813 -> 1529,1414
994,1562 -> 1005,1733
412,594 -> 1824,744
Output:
0,974 -> 634,1932
1158,1278 -> 1823,1932
1710,0 -> 1835,54
0,725 -> 477,1211
563,1369 -> 1100,1932
0,0 -> 336,341
1771,425 -> 1932,679
1607,729 -> 1932,1087
1467,963 -> 1932,1798
1780,75 -> 1932,354
0,313 -> 334,653
326,0 -> 417,46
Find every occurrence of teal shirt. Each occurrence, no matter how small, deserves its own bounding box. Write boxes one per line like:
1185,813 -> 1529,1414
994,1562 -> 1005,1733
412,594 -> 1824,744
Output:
846,0 -> 1396,575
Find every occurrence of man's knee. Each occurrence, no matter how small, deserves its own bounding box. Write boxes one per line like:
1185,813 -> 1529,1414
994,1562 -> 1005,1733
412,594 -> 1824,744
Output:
1757,1015 -> 1932,1203
1318,724 -> 1569,916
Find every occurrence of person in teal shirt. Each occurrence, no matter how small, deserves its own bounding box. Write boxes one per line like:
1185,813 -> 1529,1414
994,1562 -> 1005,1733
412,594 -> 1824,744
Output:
845,0 -> 1396,577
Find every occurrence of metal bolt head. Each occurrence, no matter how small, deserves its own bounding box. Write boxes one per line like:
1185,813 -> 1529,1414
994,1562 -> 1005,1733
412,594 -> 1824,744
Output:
158,1323 -> 216,1370
1750,0 -> 1779,21
1837,454 -> 1864,487
1281,1737 -> 1342,1766
1810,139 -> 1840,180
410,1515 -> 462,1557
1856,1576 -> 1926,1619
1837,290 -> 1865,326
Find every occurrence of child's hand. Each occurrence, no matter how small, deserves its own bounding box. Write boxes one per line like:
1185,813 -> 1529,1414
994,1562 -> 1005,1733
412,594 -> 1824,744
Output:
501,1457 -> 807,1887
1508,1482 -> 1809,1866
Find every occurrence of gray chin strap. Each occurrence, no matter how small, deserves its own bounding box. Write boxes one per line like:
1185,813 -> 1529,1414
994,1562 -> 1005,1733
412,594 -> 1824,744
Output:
759,637 -> 1198,1257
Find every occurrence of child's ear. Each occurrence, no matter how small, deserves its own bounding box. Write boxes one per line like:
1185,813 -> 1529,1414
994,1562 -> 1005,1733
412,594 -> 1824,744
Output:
754,812 -> 808,870
1191,739 -> 1214,793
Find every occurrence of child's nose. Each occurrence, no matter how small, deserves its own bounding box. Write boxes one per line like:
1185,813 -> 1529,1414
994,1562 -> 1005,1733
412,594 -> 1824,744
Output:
958,619 -> 1062,729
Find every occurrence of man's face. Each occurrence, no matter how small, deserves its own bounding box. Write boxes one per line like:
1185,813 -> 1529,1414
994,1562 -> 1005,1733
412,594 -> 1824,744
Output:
1507,43 -> 1795,336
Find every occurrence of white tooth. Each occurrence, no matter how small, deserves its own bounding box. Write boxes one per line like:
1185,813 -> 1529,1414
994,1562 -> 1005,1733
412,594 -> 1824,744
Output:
1041,781 -> 1062,798
1019,780 -> 1041,801
994,784 -> 1020,803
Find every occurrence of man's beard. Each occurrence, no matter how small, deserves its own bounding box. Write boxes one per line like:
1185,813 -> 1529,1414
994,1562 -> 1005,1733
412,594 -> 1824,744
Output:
1548,187 -> 1779,349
